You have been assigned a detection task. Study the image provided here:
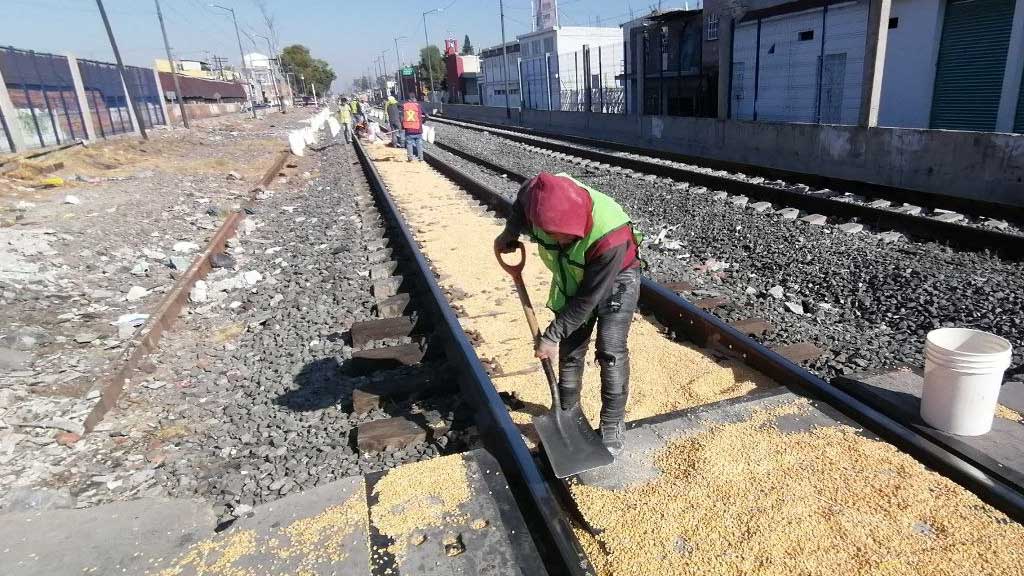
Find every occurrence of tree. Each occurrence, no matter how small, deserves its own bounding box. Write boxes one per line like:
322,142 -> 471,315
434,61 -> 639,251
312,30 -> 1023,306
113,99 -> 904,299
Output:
461,35 -> 474,55
417,45 -> 444,90
280,44 -> 337,96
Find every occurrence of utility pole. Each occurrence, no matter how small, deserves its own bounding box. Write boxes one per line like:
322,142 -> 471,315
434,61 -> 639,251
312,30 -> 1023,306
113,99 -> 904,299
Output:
154,0 -> 189,128
210,4 -> 257,119
381,49 -> 390,98
95,0 -> 147,139
422,7 -> 443,102
257,34 -> 285,113
394,36 -> 407,100
500,0 -> 511,119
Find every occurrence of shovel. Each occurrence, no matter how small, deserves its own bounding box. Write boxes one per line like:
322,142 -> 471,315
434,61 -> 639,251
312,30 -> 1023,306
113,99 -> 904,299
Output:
495,242 -> 614,478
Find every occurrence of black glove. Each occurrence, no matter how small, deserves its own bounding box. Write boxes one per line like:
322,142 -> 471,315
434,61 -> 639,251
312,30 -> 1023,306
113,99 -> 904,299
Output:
493,228 -> 519,254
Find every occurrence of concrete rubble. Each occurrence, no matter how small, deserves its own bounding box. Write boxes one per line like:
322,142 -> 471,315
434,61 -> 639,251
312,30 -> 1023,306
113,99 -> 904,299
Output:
0,113 -> 309,517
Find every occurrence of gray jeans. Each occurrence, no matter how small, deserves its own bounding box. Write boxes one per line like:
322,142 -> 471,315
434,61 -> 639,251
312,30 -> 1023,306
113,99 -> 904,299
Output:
557,266 -> 640,424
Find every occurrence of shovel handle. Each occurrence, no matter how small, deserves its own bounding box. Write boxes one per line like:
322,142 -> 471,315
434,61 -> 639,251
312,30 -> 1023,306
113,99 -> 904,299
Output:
494,243 -> 561,402
495,241 -> 526,276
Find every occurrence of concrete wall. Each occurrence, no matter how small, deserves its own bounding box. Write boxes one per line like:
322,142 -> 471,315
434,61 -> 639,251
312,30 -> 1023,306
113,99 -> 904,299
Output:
878,0 -> 944,128
166,102 -> 242,123
439,103 -> 1024,206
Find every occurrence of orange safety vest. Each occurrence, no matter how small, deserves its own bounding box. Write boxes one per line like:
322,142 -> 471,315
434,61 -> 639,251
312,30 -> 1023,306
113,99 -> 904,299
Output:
401,102 -> 422,131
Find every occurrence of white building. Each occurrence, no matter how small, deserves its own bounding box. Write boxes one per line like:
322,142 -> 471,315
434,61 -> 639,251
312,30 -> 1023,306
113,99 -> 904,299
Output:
731,0 -> 869,125
730,0 -> 1024,132
518,26 -> 623,110
480,41 -> 522,107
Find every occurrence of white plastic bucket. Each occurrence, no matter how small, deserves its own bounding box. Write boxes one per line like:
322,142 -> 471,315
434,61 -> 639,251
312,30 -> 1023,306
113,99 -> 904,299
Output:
920,328 -> 1012,436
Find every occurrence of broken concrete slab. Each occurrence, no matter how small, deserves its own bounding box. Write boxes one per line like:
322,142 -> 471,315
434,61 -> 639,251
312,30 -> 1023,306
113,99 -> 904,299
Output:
838,222 -> 864,234
0,498 -> 216,576
749,201 -> 772,213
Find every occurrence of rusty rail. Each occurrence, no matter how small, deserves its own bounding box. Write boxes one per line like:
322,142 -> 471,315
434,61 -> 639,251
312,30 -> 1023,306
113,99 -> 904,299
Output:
83,148 -> 291,432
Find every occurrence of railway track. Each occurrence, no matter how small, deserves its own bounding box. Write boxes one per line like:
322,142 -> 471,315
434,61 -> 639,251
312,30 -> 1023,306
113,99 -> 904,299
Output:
12,124 -> 1021,576
430,116 -> 1024,259
354,137 -> 1022,574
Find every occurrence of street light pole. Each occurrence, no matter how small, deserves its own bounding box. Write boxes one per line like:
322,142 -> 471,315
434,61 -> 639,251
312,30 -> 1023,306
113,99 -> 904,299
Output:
154,0 -> 189,128
422,7 -> 443,102
95,0 -> 148,139
499,0 -> 512,119
257,34 -> 285,113
210,3 -> 257,119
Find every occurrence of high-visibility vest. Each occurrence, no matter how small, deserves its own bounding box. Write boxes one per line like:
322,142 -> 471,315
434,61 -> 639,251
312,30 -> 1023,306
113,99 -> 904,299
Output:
401,102 -> 422,131
338,106 -> 351,123
529,174 -> 640,312
349,100 -> 360,114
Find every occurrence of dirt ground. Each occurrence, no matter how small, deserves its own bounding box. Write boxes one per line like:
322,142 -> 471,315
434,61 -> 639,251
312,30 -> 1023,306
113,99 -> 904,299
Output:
0,110 -> 317,511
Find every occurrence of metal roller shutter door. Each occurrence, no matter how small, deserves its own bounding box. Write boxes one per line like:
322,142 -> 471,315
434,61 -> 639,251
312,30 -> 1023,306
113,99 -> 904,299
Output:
1015,68 -> 1024,133
930,0 -> 1016,131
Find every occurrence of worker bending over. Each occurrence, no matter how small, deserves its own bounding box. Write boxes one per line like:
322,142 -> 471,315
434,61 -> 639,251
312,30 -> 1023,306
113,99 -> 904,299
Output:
495,172 -> 641,455
401,94 -> 428,162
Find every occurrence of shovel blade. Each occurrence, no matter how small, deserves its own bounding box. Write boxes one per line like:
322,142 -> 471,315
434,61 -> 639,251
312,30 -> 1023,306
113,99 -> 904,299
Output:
533,405 -> 614,478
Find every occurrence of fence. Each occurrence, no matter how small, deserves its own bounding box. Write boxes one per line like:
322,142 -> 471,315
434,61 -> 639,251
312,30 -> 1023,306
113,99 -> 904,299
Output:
77,58 -> 136,138
0,46 -> 170,152
519,42 -> 627,115
0,47 -> 90,149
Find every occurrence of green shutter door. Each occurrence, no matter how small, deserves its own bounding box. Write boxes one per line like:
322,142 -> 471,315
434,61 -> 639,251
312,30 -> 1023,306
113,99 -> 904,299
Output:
930,0 -> 1016,131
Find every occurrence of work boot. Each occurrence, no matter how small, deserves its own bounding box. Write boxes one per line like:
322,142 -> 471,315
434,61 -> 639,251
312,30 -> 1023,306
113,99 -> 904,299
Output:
599,420 -> 625,457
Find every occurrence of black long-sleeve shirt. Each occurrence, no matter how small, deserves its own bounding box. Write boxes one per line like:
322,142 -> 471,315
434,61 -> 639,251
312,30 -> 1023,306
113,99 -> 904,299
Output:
502,192 -> 630,345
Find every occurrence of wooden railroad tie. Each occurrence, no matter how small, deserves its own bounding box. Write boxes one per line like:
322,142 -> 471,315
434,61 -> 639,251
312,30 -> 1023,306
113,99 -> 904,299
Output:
729,317 -> 771,337
371,276 -> 404,300
694,296 -> 729,310
350,342 -> 425,374
349,316 -> 416,348
771,342 -> 824,364
356,414 -> 449,453
374,293 -> 412,318
351,370 -> 456,414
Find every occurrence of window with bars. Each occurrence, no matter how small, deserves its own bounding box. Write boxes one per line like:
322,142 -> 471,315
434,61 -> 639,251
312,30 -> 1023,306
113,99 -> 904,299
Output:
707,13 -> 720,41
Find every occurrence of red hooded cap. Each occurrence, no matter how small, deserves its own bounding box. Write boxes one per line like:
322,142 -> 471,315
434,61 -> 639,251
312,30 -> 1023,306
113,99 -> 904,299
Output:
525,172 -> 593,238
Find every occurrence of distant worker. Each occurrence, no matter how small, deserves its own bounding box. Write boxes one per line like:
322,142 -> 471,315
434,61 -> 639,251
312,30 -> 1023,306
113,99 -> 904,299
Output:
494,172 -> 642,456
401,93 -> 428,162
337,97 -> 353,144
385,92 -> 403,148
349,97 -> 363,124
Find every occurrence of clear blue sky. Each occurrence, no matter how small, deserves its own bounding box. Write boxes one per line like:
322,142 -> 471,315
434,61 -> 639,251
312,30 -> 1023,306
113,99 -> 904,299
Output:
0,0 -> 692,91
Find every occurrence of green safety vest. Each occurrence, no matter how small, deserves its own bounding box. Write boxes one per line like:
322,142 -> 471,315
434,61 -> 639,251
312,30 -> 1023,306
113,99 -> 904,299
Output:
529,174 -> 639,312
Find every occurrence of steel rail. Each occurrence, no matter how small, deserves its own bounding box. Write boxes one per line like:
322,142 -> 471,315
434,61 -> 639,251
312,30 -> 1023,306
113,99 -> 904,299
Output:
423,146 -> 1024,524
351,138 -> 595,576
431,116 -> 1024,260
